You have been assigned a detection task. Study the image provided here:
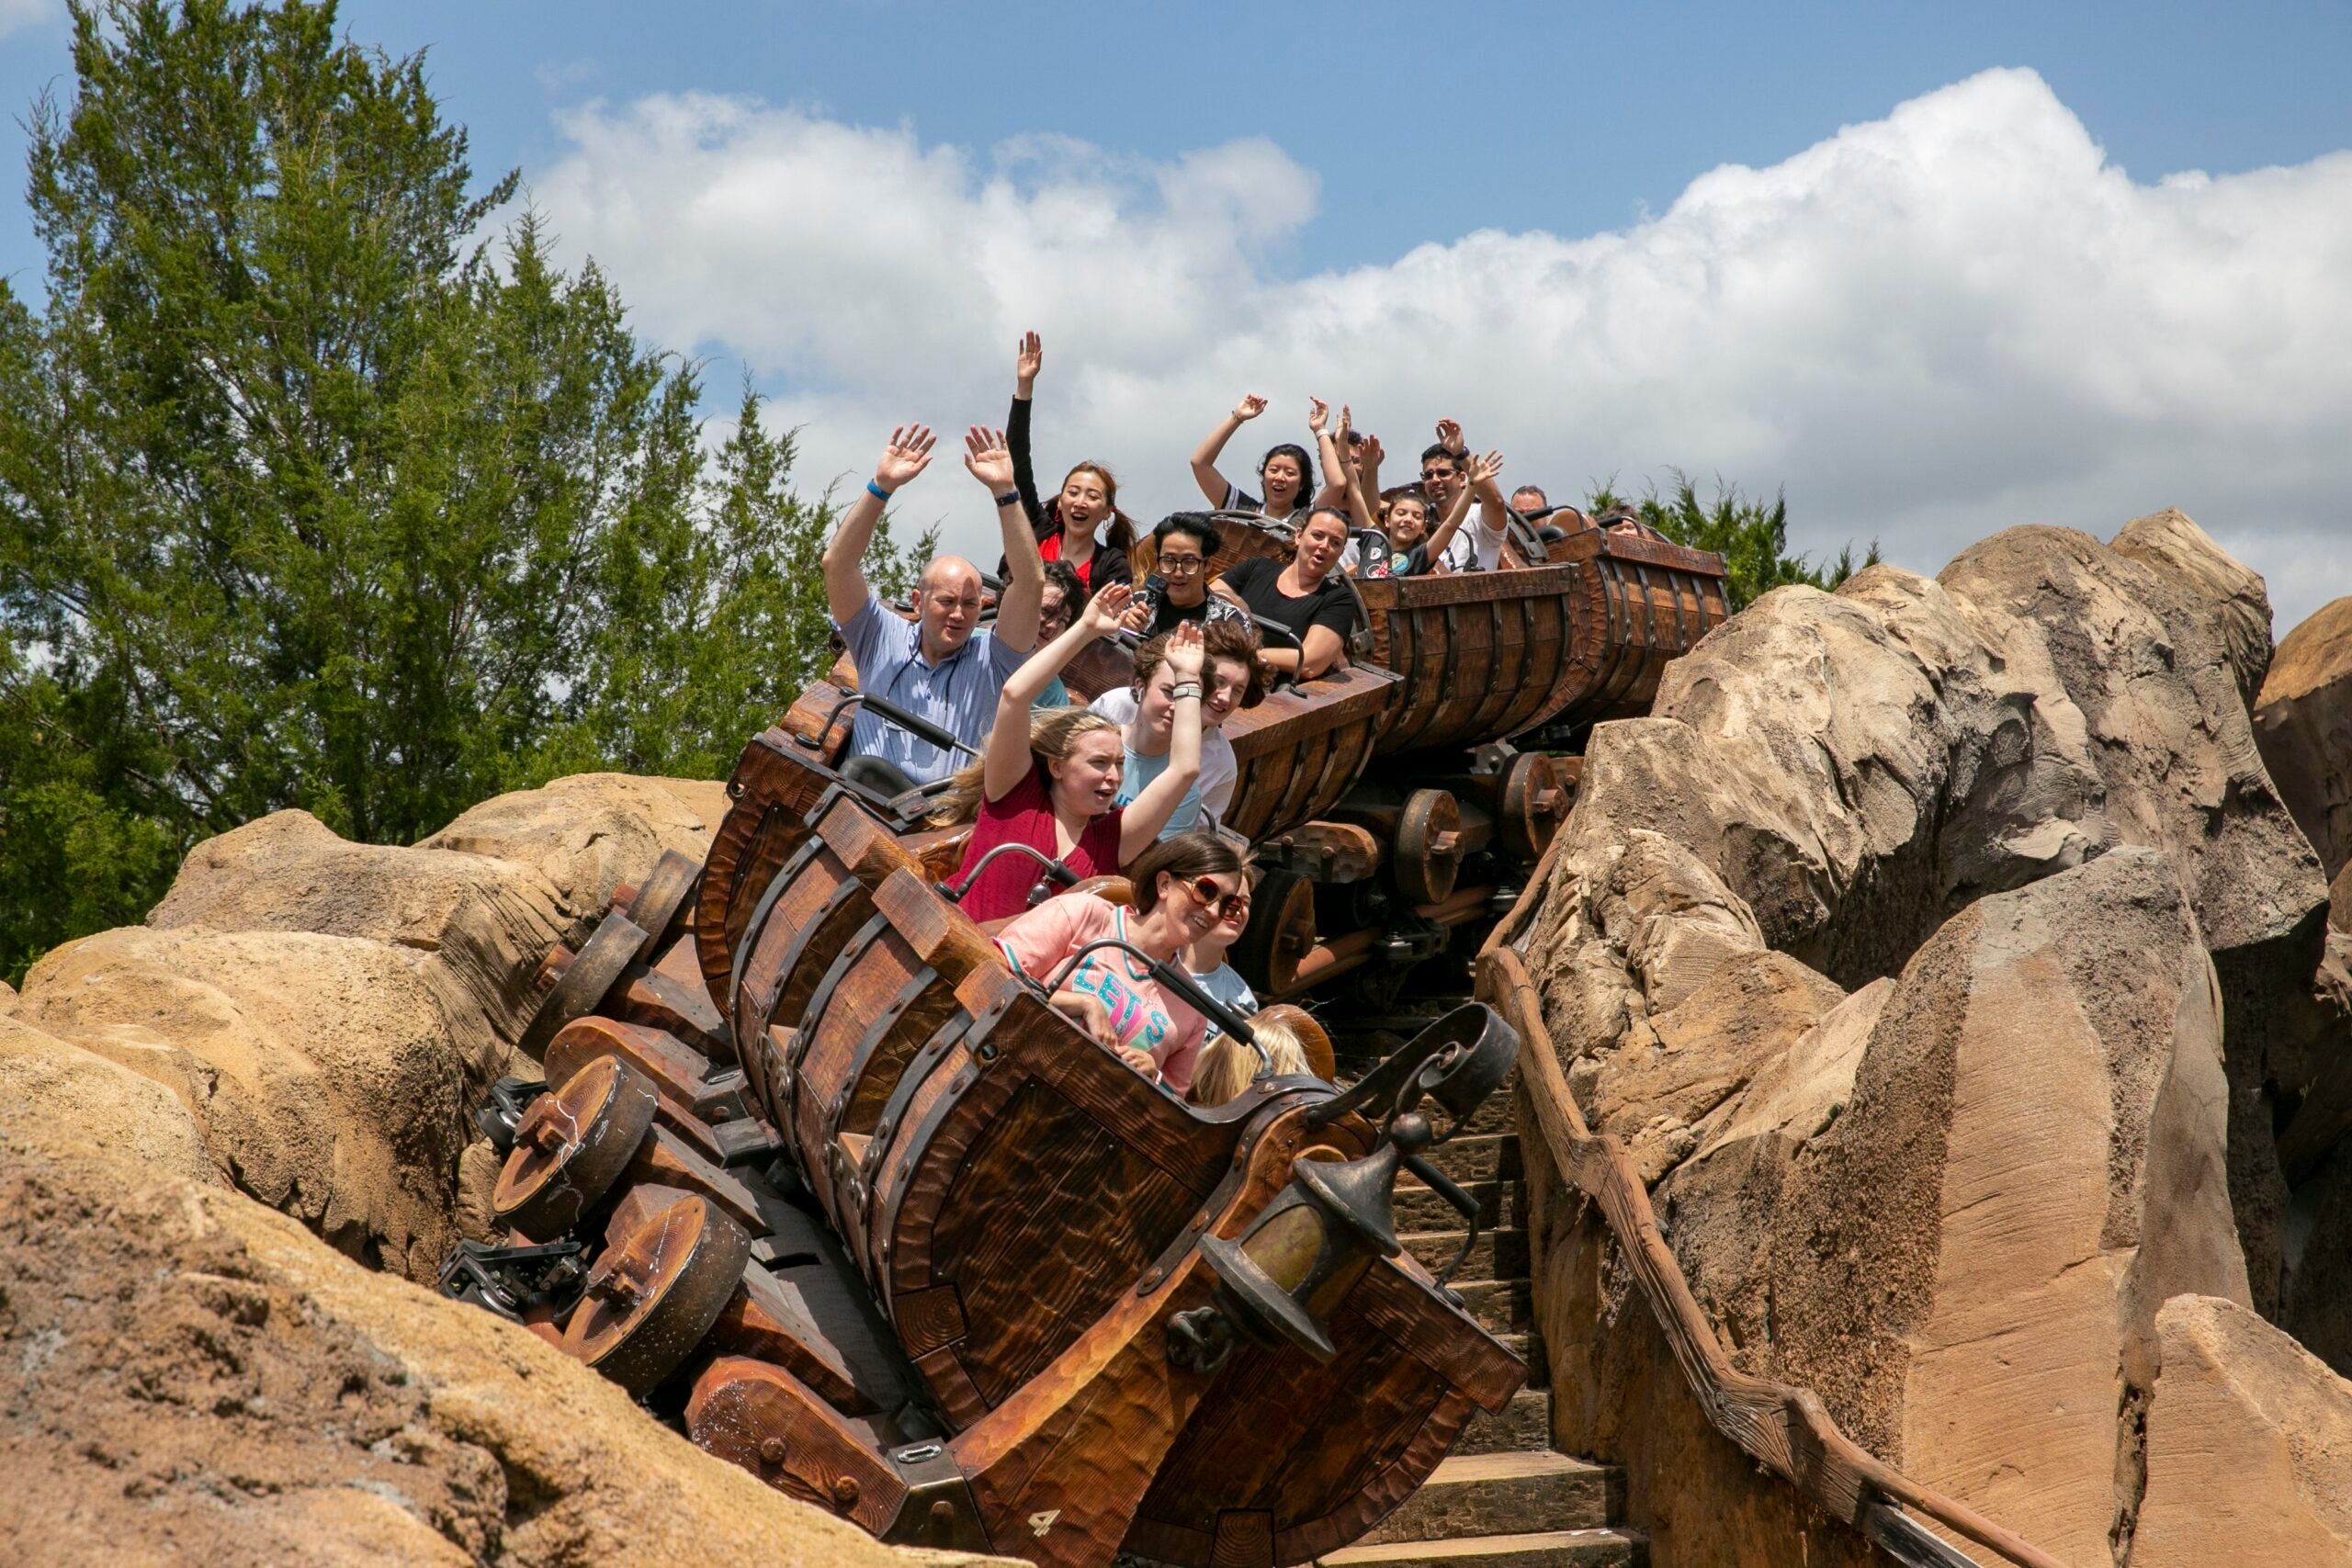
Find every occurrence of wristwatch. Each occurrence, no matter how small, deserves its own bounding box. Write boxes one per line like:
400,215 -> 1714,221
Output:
993,490 -> 1022,509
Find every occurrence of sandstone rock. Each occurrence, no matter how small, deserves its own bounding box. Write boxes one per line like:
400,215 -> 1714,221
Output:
420,772 -> 729,918
0,1014 -> 220,1188
1569,948 -> 1845,1184
150,808 -> 573,1043
1553,850 -> 2248,1568
0,1142 -> 1002,1568
13,925 -> 501,1280
153,772 -> 730,1043
2110,507 -> 2273,707
1546,567 -> 2106,999
2131,1294 -> 2352,1566
1,976 -> 16,1014
1942,525 -> 2329,1314
2255,593 -> 2352,882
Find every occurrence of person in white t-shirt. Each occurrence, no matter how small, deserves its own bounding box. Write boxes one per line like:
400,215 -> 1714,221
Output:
1419,420 -> 1516,572
1088,619 -> 1260,834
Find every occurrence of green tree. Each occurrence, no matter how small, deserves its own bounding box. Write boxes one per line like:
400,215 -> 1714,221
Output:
1590,471 -> 1881,610
0,0 -> 873,982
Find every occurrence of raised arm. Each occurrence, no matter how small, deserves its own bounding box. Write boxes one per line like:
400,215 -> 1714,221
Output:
1008,331 -> 1046,525
1347,421 -> 1385,535
967,426 -> 1045,652
1119,621 -> 1205,858
1322,406 -> 1378,534
1422,450 -> 1503,566
1308,397 -> 1348,504
1467,439 -> 1514,554
984,582 -> 1134,802
824,424 -> 934,626
1190,394 -> 1266,506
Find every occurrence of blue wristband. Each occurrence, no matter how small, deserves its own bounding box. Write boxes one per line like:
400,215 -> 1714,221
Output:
866,479 -> 892,502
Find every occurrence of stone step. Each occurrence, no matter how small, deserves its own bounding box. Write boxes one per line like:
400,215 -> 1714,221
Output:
1462,1082 -> 1518,1138
1394,1179 -> 1524,1234
1320,1526 -> 1645,1568
1454,1387 -> 1550,1456
1448,1278 -> 1532,1335
1359,1451 -> 1617,1546
1402,1227 -> 1529,1283
1415,1133 -> 1522,1185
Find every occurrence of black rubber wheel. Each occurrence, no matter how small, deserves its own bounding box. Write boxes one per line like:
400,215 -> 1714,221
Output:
1230,868 -> 1317,995
518,913 -> 648,1058
623,849 -> 702,957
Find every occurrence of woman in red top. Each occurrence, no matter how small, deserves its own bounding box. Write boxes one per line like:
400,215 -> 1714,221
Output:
935,582 -> 1204,922
998,331 -> 1136,592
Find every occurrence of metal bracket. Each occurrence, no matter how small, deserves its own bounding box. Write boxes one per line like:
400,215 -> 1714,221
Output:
880,1442 -> 993,1555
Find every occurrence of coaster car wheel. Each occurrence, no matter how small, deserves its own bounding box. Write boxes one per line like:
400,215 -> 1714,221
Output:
519,913 -> 649,1058
560,1193 -> 754,1395
622,849 -> 703,954
1230,868 -> 1317,995
492,1055 -> 660,1239
1394,789 -> 1464,906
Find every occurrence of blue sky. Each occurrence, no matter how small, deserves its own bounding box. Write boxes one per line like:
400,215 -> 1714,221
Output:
10,1 -> 2348,286
4,1 -> 2349,627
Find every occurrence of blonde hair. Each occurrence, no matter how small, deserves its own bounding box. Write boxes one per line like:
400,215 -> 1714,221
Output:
1188,1014 -> 1310,1109
929,706 -> 1119,826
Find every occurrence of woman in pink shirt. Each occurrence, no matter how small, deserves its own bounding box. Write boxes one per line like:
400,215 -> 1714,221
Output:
991,833 -> 1250,1094
935,582 -> 1204,922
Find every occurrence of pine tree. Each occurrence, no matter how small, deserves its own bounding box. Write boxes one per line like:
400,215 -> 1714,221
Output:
0,1 -> 853,981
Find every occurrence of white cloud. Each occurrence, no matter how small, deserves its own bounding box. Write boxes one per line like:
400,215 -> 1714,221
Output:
0,0 -> 58,42
534,69 -> 2352,635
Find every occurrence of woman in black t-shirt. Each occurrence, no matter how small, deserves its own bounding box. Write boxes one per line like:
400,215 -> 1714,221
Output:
1213,507 -> 1358,680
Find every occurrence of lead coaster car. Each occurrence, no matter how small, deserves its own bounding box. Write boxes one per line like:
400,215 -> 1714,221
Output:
486,743 -> 1526,1567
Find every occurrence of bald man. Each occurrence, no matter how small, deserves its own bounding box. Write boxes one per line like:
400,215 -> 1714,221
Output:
823,423 -> 1046,789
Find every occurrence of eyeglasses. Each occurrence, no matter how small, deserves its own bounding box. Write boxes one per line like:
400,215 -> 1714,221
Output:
1182,876 -> 1251,919
1159,553 -> 1206,573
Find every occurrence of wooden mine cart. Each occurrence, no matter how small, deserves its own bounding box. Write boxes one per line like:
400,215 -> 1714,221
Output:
462,742 -> 1526,1567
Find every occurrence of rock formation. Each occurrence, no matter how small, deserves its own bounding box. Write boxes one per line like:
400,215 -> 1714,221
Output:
8,773 -> 728,1282
0,784 -> 998,1566
2256,593 -> 2352,882
1519,510 -> 2352,1564
2131,1295 -> 2352,1565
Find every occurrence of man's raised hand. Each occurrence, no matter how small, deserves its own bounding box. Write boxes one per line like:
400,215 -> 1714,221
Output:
964,425 -> 1017,491
876,424 -> 935,491
1434,417 -> 1467,458
1470,449 -> 1505,487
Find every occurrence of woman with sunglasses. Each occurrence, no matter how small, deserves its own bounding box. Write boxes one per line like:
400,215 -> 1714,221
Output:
991,833 -> 1250,1094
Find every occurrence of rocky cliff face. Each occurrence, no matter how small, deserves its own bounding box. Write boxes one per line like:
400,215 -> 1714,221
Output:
1521,512 -> 2352,1566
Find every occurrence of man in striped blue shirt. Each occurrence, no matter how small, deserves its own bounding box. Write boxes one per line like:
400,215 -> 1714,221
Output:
824,423 -> 1047,790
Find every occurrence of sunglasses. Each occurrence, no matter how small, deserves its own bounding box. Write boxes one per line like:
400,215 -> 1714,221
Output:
1182,876 -> 1251,919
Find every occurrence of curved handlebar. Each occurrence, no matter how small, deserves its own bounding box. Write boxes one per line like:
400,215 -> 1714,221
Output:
1037,937 -> 1266,1071
810,688 -> 976,760
941,841 -> 1080,907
